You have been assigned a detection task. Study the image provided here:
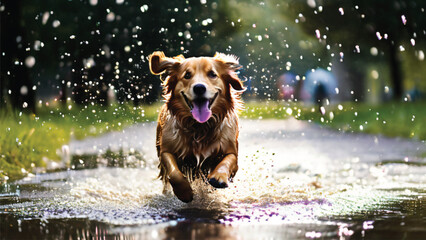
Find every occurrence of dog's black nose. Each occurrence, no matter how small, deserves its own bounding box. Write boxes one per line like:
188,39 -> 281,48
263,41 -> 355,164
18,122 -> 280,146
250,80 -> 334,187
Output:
193,84 -> 206,96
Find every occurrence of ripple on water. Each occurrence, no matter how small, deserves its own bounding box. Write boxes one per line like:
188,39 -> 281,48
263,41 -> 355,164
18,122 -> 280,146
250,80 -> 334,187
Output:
1,150 -> 425,228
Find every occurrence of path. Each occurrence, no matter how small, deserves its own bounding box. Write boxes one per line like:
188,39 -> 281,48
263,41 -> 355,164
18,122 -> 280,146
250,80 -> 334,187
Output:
2,119 -> 425,239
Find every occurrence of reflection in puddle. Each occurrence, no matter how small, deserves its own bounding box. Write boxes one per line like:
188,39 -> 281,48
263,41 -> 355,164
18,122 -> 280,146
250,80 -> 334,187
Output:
1,156 -> 425,239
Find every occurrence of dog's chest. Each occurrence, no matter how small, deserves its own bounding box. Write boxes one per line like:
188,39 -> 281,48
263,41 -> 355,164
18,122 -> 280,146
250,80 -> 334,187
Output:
161,117 -> 235,162
174,126 -> 222,160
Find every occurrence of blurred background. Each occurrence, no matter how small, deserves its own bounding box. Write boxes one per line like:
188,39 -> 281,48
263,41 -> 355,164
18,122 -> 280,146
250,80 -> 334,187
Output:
1,0 -> 425,179
2,0 -> 425,110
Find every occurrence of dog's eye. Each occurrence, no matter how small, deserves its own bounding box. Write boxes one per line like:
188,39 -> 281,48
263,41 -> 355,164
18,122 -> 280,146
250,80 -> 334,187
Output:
207,70 -> 217,78
184,72 -> 192,79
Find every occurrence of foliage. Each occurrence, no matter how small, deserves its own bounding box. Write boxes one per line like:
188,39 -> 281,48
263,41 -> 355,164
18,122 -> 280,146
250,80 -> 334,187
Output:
242,100 -> 426,140
283,0 -> 426,99
241,100 -> 294,119
0,111 -> 61,181
213,0 -> 328,99
1,0 -> 331,108
2,99 -> 424,181
0,102 -> 159,181
1,0 -> 232,109
2,0 -> 425,181
300,101 -> 426,140
36,102 -> 159,139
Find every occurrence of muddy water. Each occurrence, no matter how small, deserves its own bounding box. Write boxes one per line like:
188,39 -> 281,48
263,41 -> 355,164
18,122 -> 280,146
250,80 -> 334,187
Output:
1,119 -> 425,239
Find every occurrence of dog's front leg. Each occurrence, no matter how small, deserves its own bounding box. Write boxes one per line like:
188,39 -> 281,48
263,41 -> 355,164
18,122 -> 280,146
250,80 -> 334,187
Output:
161,152 -> 193,202
208,153 -> 238,188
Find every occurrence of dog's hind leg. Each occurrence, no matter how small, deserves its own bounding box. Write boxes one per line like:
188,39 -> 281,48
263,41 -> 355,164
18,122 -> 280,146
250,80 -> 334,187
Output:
207,153 -> 238,188
161,152 -> 193,203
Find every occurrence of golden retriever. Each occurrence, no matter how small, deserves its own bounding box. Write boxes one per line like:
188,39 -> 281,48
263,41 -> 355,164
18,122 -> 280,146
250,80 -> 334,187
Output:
148,51 -> 245,202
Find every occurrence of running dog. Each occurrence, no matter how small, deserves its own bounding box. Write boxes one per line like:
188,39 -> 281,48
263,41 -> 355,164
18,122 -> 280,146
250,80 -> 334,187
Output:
149,51 -> 245,202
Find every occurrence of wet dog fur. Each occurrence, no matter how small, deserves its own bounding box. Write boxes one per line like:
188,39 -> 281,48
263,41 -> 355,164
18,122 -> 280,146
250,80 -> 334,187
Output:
149,51 -> 244,202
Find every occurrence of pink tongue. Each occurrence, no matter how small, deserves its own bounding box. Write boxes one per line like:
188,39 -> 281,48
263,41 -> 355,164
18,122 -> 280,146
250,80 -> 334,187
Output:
191,100 -> 211,123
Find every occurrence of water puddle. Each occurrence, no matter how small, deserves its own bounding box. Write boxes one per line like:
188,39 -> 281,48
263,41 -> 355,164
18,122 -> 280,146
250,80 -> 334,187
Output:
1,120 -> 425,239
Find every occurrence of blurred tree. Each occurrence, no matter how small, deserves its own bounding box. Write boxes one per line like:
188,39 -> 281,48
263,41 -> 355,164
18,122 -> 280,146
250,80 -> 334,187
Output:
212,0 -> 328,100
5,0 -> 230,107
285,0 -> 426,100
2,0 -> 341,107
0,0 -> 36,113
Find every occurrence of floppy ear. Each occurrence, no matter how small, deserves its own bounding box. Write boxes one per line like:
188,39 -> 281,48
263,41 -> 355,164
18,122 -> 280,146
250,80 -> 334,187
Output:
149,51 -> 183,75
214,52 -> 245,91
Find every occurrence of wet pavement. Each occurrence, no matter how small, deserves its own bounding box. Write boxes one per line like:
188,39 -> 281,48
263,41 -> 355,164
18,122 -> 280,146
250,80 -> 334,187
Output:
1,119 -> 426,239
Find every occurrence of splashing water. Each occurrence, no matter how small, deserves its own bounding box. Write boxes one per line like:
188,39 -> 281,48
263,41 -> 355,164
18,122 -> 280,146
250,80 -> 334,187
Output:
1,119 -> 425,238
401,15 -> 407,25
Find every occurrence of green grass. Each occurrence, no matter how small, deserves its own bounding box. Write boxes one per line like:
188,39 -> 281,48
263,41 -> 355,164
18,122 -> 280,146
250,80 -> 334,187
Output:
0,102 -> 160,181
299,101 -> 426,140
1,100 -> 424,181
242,100 -> 426,140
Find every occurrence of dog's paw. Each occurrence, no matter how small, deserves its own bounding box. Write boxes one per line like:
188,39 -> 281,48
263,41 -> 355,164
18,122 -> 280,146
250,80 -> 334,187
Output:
208,177 -> 228,188
207,171 -> 229,188
169,170 -> 193,203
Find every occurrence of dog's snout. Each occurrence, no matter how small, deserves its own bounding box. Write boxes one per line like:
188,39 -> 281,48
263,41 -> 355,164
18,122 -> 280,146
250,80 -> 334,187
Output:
193,84 -> 207,96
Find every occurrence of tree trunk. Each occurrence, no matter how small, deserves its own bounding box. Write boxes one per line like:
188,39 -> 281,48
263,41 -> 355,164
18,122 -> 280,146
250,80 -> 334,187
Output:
388,42 -> 403,100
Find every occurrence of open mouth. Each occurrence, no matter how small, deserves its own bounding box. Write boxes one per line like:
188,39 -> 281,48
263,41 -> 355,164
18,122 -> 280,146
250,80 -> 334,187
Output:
181,91 -> 218,123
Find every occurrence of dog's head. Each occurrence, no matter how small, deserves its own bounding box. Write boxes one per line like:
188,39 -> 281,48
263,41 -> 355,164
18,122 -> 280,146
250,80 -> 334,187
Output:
149,51 -> 244,124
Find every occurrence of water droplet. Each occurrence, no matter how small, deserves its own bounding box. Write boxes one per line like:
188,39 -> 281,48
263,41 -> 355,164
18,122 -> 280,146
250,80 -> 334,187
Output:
25,56 -> 36,68
42,12 -> 50,25
20,86 -> 28,95
401,15 -> 407,25
184,30 -> 191,39
355,45 -> 360,53
315,29 -> 321,39
52,20 -> 60,28
370,47 -> 378,56
106,12 -> 115,22
384,86 -> 389,93
140,5 -> 148,13
371,70 -> 379,79
418,50 -> 424,61
307,0 -> 316,8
